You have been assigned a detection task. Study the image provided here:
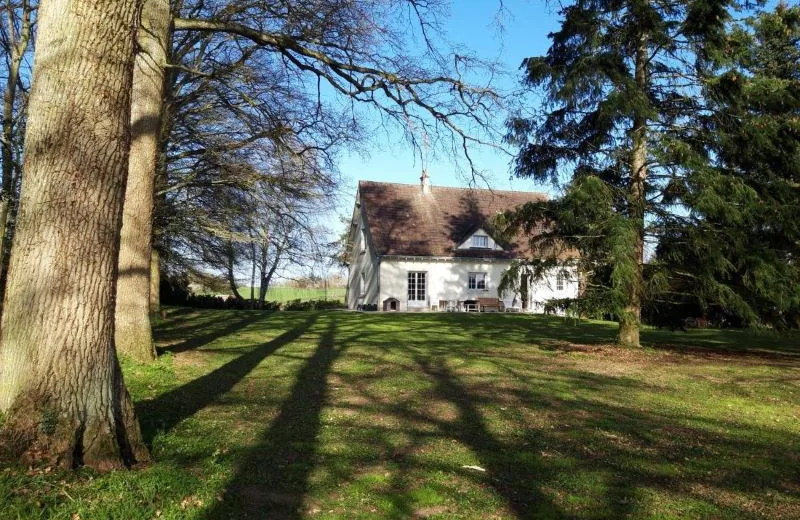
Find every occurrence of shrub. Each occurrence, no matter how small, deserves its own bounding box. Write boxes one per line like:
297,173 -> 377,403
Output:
284,299 -> 346,311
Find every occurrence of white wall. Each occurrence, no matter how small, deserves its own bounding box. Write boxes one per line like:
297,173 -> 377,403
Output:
527,266 -> 580,312
346,202 -> 380,309
378,258 -> 580,312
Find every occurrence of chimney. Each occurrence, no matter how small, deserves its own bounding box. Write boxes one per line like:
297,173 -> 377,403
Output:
420,169 -> 431,195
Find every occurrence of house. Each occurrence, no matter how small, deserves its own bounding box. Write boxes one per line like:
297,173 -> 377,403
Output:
346,172 -> 579,312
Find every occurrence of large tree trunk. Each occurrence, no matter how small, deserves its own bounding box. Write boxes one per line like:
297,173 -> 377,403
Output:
115,0 -> 170,363
0,0 -> 149,470
617,30 -> 649,348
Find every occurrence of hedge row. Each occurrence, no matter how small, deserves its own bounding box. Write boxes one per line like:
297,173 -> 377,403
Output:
168,294 -> 344,311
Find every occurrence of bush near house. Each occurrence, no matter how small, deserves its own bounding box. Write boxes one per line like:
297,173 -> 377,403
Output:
173,295 -> 345,311
160,277 -> 346,310
283,299 -> 346,311
237,286 -> 347,302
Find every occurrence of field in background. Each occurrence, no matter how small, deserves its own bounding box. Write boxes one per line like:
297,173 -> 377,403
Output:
235,285 -> 345,302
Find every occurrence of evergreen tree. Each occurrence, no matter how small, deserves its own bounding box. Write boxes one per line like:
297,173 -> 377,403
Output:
505,0 -> 739,346
656,3 -> 800,328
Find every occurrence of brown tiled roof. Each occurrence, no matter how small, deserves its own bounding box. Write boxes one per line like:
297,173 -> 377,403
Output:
358,180 -> 548,259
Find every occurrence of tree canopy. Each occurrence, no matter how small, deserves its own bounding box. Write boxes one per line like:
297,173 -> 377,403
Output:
501,0 -> 800,340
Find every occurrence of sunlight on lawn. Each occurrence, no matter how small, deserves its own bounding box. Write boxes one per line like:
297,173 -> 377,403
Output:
2,310 -> 798,519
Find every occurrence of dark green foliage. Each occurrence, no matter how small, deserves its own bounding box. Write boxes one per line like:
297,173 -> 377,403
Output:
655,4 -> 800,329
505,0 -> 800,333
161,293 -> 344,311
283,299 -> 346,311
505,0 -> 742,343
160,271 -> 191,306
497,175 -> 637,321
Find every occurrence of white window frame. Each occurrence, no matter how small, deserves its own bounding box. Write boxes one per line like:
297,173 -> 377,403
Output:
556,270 -> 567,291
468,272 -> 487,290
471,234 -> 489,248
407,271 -> 427,302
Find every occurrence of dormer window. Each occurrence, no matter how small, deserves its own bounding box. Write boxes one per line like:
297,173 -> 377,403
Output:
458,228 -> 502,252
471,234 -> 489,248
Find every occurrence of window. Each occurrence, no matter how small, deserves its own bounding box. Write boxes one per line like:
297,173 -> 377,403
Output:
360,272 -> 366,296
360,228 -> 367,253
407,272 -> 427,301
471,234 -> 489,248
556,270 -> 567,291
468,272 -> 487,290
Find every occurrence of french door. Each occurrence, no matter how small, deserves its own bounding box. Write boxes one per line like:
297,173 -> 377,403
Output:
407,271 -> 427,306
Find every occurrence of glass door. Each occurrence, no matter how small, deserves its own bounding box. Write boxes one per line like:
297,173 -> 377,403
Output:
407,272 -> 427,307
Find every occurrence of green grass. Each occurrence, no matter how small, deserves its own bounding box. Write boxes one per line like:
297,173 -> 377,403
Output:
235,286 -> 345,302
2,310 -> 799,519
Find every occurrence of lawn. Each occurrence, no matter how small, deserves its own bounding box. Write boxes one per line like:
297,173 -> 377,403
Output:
2,310 -> 799,519
235,286 -> 345,302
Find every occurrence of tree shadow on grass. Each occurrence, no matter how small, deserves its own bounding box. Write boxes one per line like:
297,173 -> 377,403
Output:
412,354 -> 569,519
137,313 -> 319,444
141,310 -> 799,518
405,348 -> 800,519
155,311 -> 268,354
202,315 -> 345,519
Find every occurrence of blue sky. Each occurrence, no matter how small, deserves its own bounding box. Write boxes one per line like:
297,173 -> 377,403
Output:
333,0 -> 563,218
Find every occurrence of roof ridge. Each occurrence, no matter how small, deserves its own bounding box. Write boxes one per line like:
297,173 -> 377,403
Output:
358,179 -> 548,197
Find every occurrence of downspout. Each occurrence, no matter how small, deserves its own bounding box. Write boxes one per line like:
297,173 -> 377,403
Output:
377,254 -> 382,311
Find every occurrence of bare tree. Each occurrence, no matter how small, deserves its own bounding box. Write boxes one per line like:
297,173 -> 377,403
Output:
0,0 -> 149,470
0,0 -> 33,298
169,148 -> 335,303
115,0 -> 501,361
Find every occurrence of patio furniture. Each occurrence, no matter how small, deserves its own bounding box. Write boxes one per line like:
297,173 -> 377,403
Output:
478,297 -> 502,312
462,300 -> 479,312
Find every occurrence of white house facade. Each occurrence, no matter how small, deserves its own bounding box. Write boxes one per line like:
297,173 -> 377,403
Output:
346,174 -> 579,312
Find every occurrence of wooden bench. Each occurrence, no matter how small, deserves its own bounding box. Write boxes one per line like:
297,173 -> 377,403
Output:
478,297 -> 502,313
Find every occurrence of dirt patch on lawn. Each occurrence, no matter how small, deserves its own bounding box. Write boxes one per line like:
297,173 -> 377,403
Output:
651,344 -> 800,366
537,338 -> 800,370
412,505 -> 448,518
172,350 -> 208,369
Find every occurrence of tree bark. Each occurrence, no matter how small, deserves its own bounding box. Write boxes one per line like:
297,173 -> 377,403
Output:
249,233 -> 257,309
115,0 -> 170,363
0,0 -> 149,470
226,242 -> 244,300
259,245 -> 282,304
149,248 -> 161,314
617,29 -> 649,348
